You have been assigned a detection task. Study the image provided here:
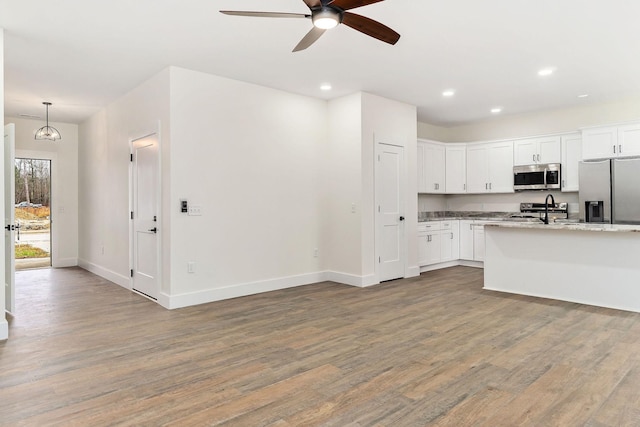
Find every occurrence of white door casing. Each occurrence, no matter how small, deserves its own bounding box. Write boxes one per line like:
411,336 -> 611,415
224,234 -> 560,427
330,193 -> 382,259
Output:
376,142 -> 406,282
131,134 -> 160,299
4,124 -> 15,314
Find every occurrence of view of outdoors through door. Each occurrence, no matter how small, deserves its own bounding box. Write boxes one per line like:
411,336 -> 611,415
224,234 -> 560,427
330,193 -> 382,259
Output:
14,158 -> 51,270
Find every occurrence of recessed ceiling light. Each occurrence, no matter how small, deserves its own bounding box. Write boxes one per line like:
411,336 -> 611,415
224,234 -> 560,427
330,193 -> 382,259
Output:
320,83 -> 332,91
538,67 -> 555,77
442,90 -> 455,97
491,107 -> 503,114
578,94 -> 589,98
18,113 -> 41,119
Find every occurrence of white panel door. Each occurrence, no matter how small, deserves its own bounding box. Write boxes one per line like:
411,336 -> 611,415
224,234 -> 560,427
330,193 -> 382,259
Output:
132,134 -> 159,299
4,124 -> 15,314
376,143 -> 405,282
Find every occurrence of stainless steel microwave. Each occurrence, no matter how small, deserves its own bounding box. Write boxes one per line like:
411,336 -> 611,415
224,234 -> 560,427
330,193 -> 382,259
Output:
513,163 -> 561,191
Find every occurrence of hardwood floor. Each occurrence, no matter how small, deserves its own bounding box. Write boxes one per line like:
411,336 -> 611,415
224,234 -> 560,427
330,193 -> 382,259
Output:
2,266 -> 640,426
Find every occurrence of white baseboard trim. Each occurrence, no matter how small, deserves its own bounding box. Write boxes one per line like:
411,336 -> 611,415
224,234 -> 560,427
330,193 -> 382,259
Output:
406,266 -> 420,278
325,271 -> 379,288
166,271 -> 327,309
459,260 -> 484,268
418,259 -> 484,273
0,319 -> 8,340
78,259 -> 131,290
53,257 -> 78,268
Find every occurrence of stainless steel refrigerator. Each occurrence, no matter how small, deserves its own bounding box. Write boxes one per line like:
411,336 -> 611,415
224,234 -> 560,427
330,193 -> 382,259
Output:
579,157 -> 640,224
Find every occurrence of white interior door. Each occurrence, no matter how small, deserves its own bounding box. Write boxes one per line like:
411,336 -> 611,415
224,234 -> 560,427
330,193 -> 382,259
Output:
376,143 -> 405,282
132,134 -> 159,299
4,124 -> 16,314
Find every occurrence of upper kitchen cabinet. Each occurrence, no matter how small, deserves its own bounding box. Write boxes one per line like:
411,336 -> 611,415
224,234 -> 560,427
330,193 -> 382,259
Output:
582,123 -> 640,160
513,136 -> 561,166
561,133 -> 582,192
466,141 -> 514,193
445,144 -> 467,193
417,140 -> 445,193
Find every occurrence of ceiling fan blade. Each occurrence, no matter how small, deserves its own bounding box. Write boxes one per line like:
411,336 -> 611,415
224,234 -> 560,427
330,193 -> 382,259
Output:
302,0 -> 322,8
329,0 -> 383,11
220,11 -> 309,19
341,12 -> 400,45
293,27 -> 327,52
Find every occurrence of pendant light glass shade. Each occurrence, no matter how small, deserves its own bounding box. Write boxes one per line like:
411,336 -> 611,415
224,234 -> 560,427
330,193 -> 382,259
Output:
35,102 -> 62,141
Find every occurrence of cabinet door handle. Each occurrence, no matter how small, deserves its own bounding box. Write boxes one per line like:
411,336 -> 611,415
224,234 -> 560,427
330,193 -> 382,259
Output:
613,145 -> 617,154
619,144 -> 623,154
485,183 -> 488,190
463,183 -> 466,191
450,232 -> 453,239
537,154 -> 541,162
562,179 -> 565,188
489,183 -> 492,190
533,154 -> 536,162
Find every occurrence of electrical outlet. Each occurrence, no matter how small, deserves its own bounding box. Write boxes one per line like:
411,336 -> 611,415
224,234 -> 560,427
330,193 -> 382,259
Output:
314,248 -> 318,258
351,203 -> 356,213
187,262 -> 196,273
188,205 -> 202,216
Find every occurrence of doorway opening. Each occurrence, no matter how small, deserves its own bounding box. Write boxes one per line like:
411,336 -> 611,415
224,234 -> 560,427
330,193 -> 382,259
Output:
14,158 -> 52,270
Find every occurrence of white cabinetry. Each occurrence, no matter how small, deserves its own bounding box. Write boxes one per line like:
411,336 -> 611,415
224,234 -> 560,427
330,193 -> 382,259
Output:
418,222 -> 441,265
466,141 -> 514,193
459,220 -> 474,260
417,140 -> 445,193
473,224 -> 486,262
582,123 -> 640,160
513,136 -> 561,166
418,220 -> 459,266
561,133 -> 582,192
440,221 -> 460,261
445,145 -> 467,193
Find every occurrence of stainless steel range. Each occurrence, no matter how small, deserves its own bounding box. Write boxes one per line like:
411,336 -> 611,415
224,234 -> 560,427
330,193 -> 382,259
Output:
510,202 -> 569,222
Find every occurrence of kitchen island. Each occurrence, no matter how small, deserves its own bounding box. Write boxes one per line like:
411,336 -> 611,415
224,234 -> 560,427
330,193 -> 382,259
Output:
483,222 -> 640,313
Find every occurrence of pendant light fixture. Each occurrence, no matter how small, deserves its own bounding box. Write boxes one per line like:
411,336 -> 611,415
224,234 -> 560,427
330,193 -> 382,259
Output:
35,102 -> 62,141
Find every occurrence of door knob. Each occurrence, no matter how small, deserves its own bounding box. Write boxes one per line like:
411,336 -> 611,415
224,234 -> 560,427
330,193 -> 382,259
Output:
399,216 -> 405,221
148,227 -> 157,233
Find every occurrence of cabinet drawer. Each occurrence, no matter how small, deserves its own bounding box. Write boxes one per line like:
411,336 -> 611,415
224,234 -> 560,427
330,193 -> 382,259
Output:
418,222 -> 442,232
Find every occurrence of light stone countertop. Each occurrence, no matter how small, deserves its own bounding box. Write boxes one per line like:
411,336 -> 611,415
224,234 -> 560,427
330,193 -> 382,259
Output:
485,222 -> 640,233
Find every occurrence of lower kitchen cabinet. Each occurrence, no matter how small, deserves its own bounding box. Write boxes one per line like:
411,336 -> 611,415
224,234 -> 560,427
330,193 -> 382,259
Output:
440,221 -> 460,262
473,224 -> 485,261
459,220 -> 474,260
418,220 -> 459,266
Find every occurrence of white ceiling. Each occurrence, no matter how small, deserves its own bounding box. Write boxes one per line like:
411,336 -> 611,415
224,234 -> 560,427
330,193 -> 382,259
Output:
2,0 -> 640,126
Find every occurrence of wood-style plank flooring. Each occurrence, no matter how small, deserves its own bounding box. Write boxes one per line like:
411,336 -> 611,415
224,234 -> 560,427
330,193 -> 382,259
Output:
2,266 -> 640,426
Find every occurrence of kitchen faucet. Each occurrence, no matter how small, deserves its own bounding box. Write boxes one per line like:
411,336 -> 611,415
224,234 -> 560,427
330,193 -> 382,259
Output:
543,193 -> 555,224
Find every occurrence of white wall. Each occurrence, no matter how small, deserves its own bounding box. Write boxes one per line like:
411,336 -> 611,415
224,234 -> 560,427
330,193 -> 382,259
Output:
7,117 -> 79,266
167,67 -> 327,304
326,93 -> 363,277
418,96 -> 640,142
1,28 -> 7,340
78,68 -> 170,289
361,93 -> 418,279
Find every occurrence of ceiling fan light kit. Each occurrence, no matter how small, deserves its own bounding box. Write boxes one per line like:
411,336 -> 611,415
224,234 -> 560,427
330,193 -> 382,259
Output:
34,102 -> 62,141
221,0 -> 400,52
312,7 -> 342,29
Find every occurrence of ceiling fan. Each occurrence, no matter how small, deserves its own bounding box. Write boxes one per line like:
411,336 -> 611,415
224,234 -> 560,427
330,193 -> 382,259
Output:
220,0 -> 400,52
